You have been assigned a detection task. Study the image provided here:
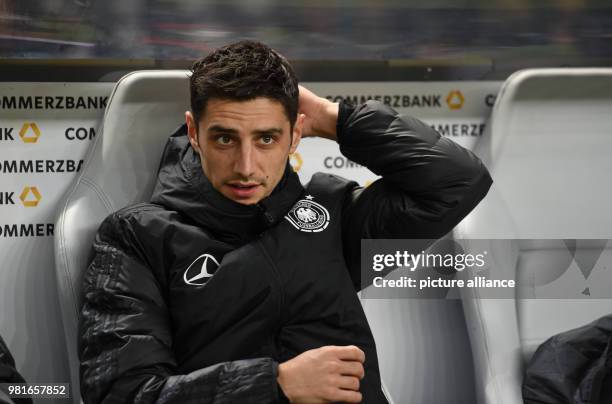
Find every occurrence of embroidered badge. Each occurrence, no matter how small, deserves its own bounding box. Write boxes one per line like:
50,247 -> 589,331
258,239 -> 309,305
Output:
284,195 -> 330,233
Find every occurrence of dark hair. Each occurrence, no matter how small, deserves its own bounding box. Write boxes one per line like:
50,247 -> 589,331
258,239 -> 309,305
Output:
190,40 -> 299,130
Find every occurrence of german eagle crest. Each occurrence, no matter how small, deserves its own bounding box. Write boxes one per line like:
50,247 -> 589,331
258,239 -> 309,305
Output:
284,195 -> 330,232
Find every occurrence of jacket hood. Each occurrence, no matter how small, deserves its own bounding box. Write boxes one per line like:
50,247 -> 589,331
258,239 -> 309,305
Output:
150,124 -> 304,245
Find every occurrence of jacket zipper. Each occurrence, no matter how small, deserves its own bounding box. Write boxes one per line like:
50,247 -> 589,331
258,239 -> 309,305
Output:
256,202 -> 275,227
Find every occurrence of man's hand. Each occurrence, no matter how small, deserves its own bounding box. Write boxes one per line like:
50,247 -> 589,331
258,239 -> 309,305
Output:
277,345 -> 365,403
298,85 -> 339,141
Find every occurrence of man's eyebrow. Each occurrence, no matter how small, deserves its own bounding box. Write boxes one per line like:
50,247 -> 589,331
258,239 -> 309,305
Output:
207,125 -> 283,135
207,124 -> 239,134
252,128 -> 283,135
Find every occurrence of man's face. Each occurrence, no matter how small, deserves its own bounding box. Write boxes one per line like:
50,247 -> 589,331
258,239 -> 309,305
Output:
186,97 -> 303,205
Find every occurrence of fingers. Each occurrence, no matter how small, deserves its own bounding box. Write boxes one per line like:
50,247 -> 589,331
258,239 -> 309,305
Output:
339,360 -> 365,379
330,345 -> 366,363
335,375 -> 361,391
330,388 -> 363,403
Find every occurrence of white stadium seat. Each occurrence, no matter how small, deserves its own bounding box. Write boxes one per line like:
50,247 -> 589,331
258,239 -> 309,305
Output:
456,68 -> 612,404
53,70 -> 192,403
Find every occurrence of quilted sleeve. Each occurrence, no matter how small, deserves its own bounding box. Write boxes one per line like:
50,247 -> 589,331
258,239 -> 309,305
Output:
338,100 -> 493,290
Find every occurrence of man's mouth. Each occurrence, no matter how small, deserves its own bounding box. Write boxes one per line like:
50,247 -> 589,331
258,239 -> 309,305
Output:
226,183 -> 262,199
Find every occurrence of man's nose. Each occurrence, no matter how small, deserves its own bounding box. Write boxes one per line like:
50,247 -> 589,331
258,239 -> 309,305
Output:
234,143 -> 256,179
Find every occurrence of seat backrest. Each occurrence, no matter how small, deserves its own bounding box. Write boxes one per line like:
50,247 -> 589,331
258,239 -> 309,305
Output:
53,70 -> 190,403
457,68 -> 612,404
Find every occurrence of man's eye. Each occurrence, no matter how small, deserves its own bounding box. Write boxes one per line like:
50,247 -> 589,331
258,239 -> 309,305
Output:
260,135 -> 274,144
216,135 -> 232,145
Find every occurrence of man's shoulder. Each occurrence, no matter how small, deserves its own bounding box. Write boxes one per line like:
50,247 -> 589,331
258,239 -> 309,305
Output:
96,202 -> 186,244
304,172 -> 361,209
103,202 -> 177,225
113,202 -> 173,219
309,171 -> 359,191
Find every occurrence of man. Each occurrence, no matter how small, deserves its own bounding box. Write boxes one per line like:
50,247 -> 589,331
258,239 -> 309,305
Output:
1,335 -> 32,404
79,40 -> 492,403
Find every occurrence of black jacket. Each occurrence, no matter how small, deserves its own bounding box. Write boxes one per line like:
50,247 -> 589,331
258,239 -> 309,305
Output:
523,314 -> 612,404
79,100 -> 492,403
0,335 -> 32,404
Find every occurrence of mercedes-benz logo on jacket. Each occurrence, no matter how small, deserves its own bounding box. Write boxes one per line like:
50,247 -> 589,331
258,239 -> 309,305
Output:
183,254 -> 220,286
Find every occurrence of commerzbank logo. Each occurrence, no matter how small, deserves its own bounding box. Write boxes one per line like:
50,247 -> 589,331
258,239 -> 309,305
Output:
325,92 -> 467,110
446,90 -> 465,110
290,152 -> 303,172
19,186 -> 42,207
0,186 -> 42,207
19,122 -> 41,143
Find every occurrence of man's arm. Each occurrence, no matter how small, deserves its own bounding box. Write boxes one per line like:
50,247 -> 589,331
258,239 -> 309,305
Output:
336,99 -> 493,290
298,87 -> 492,291
79,213 -> 280,404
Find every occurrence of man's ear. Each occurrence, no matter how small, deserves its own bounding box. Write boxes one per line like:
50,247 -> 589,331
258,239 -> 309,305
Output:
289,113 -> 305,154
185,110 -> 201,154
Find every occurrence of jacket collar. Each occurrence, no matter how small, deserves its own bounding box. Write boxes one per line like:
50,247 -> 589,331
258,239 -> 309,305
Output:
151,124 -> 304,246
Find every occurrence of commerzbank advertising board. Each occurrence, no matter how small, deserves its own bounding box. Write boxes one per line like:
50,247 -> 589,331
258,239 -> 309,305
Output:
0,80 -> 501,394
